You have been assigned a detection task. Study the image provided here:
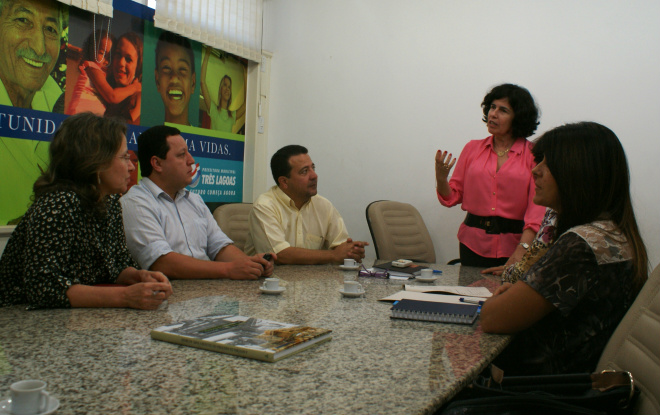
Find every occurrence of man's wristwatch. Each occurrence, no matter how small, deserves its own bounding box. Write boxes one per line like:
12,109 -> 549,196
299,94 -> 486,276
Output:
519,242 -> 530,250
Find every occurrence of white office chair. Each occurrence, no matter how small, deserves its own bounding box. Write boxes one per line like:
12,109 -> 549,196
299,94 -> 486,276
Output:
212,203 -> 253,252
596,263 -> 660,415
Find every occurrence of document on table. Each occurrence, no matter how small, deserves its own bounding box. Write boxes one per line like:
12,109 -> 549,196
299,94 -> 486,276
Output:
403,285 -> 492,298
379,291 -> 484,304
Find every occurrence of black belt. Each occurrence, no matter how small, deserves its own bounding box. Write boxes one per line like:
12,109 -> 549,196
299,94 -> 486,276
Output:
464,213 -> 524,235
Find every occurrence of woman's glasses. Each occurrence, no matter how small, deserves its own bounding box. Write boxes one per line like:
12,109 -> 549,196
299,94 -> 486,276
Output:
117,154 -> 132,163
358,264 -> 389,279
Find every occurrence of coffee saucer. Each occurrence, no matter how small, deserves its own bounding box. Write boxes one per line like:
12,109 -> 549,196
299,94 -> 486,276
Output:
339,289 -> 365,298
0,396 -> 60,415
415,276 -> 437,283
339,265 -> 360,271
259,286 -> 286,295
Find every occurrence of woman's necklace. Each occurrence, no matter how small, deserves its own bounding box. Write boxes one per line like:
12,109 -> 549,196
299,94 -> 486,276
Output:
494,139 -> 514,157
495,146 -> 511,157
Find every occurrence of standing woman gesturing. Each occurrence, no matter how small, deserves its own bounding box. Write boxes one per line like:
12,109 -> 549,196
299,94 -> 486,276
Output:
435,84 -> 545,271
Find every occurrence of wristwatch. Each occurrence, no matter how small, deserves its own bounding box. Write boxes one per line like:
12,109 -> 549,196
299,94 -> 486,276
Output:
519,242 -> 530,250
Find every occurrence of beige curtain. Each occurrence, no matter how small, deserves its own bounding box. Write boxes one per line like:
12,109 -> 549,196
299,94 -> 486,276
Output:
153,0 -> 263,62
56,0 -> 114,17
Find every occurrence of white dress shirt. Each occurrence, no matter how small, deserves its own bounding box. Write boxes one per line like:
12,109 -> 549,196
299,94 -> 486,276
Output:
120,177 -> 232,269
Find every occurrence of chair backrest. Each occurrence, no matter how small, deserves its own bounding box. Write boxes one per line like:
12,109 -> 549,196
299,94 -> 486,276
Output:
596,263 -> 660,415
212,203 -> 253,252
0,226 -> 14,259
366,200 -> 436,263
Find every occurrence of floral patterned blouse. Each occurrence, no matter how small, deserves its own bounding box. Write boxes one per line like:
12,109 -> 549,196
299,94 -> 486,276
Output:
493,219 -> 639,375
0,191 -> 138,309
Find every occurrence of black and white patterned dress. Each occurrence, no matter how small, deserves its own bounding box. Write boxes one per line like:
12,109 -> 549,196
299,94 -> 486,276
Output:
493,219 -> 639,375
0,191 -> 138,309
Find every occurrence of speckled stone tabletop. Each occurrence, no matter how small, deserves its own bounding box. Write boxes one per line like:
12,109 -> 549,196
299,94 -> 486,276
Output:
0,262 -> 510,415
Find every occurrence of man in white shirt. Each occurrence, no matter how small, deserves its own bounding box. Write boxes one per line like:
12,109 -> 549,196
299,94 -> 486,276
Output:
121,125 -> 274,279
245,145 -> 368,265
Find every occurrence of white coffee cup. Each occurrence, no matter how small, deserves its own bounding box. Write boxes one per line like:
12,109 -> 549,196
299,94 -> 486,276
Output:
420,269 -> 434,278
10,380 -> 49,415
343,258 -> 358,267
262,278 -> 280,290
344,281 -> 363,293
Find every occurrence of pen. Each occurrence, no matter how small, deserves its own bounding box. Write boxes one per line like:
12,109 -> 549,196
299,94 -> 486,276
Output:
459,297 -> 484,305
432,270 -> 443,274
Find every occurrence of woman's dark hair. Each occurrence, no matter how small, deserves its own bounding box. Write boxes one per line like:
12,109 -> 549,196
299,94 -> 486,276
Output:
107,32 -> 143,87
481,83 -> 540,138
271,145 -> 308,183
34,113 -> 127,216
532,122 -> 648,287
81,30 -> 115,64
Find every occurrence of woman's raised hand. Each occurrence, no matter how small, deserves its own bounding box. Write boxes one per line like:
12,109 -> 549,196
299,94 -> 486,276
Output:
435,150 -> 456,181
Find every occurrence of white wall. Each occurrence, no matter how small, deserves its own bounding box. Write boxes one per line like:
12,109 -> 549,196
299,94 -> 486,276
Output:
261,0 -> 660,268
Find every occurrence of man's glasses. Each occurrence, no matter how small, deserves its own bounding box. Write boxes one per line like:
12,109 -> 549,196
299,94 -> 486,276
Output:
358,264 -> 389,279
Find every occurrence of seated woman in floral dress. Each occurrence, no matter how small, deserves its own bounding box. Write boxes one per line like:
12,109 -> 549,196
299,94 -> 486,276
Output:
480,122 -> 648,375
0,113 -> 172,310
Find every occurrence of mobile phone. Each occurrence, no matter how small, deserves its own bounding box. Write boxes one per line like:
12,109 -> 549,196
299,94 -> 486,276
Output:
263,253 -> 273,261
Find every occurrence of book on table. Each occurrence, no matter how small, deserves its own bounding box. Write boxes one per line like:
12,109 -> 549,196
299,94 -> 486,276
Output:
390,299 -> 479,325
151,314 -> 332,362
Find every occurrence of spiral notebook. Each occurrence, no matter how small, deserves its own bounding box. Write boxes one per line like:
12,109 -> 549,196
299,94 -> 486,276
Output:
390,299 -> 479,325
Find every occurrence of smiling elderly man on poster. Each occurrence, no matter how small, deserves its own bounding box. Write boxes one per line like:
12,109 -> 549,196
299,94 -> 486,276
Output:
0,0 -> 66,225
0,0 -> 65,110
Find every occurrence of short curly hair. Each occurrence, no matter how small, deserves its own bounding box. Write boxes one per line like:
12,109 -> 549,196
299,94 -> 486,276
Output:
481,84 -> 539,138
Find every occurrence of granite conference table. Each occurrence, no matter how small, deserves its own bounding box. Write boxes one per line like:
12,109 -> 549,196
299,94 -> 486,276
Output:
0,262 -> 511,415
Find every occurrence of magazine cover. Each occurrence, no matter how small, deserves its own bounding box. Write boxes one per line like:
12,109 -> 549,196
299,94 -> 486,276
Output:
151,314 -> 332,362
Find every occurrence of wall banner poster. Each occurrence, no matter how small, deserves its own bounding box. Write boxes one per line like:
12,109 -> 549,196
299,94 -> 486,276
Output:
0,0 -> 247,225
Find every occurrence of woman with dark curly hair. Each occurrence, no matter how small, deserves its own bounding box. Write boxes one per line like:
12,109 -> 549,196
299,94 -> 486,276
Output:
65,30 -> 116,116
104,32 -> 143,124
0,112 -> 172,310
68,32 -> 143,123
481,122 -> 648,375
435,84 -> 545,269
